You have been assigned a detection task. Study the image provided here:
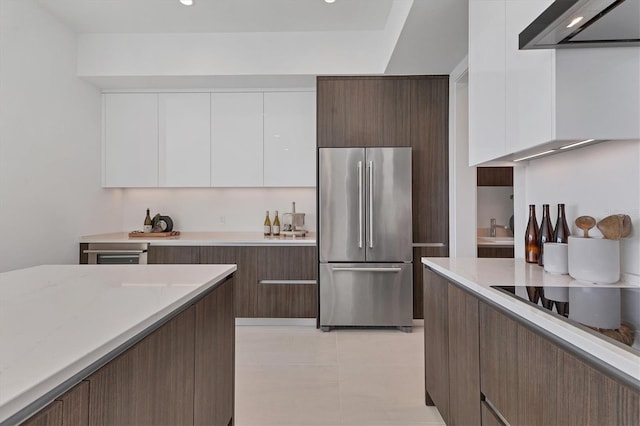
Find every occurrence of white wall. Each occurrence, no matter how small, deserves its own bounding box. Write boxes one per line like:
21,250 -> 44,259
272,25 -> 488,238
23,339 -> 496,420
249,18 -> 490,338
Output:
449,57 -> 477,258
120,188 -> 316,233
0,0 -> 123,272
514,139 -> 640,277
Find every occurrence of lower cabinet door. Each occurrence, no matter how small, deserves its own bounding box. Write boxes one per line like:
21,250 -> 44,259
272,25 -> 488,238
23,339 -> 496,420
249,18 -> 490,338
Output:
88,308 -> 196,425
423,269 -> 450,423
257,246 -> 317,318
23,401 -> 63,426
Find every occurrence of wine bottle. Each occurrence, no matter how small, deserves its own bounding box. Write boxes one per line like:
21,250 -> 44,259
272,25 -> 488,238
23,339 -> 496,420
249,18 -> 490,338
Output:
538,204 -> 553,266
144,208 -> 152,233
263,210 -> 271,236
553,203 -> 570,243
272,210 -> 281,236
525,204 -> 539,263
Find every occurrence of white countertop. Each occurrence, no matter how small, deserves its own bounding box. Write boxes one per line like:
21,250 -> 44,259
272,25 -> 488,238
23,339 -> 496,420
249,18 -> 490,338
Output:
80,231 -> 316,246
0,264 -> 236,424
421,257 -> 640,383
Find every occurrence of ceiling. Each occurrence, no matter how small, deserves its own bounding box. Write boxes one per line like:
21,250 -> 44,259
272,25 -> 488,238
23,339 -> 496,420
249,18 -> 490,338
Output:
35,0 -> 396,33
34,0 -> 469,85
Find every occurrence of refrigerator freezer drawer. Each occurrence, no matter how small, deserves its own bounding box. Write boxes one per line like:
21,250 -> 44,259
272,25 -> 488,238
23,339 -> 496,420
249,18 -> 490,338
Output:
319,263 -> 413,327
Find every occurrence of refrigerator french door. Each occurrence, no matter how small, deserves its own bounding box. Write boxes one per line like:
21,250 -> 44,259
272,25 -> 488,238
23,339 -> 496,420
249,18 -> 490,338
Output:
318,147 -> 413,331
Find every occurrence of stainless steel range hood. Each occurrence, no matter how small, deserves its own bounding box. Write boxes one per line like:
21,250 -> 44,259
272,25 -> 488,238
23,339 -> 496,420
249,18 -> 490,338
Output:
520,0 -> 640,49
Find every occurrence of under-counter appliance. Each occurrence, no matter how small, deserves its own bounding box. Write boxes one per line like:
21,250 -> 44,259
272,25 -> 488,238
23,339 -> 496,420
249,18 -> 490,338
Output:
319,147 -> 413,331
84,243 -> 148,264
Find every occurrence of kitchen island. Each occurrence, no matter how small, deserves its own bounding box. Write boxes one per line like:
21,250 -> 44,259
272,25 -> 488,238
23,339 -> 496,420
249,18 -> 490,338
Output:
0,264 -> 236,425
422,257 -> 639,425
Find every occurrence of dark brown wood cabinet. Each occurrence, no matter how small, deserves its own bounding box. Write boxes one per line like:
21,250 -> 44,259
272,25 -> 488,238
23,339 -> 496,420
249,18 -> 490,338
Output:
147,245 -> 200,264
318,75 -> 450,319
22,401 -> 63,426
423,268 -> 481,425
477,167 -> 513,186
480,301 -> 639,425
425,268 -> 640,426
200,246 -> 257,318
477,246 -> 514,258
256,246 -> 317,318
317,77 -> 410,148
194,277 -> 235,426
23,278 -> 235,426
557,350 -> 639,425
423,269 -> 449,422
88,307 -> 196,425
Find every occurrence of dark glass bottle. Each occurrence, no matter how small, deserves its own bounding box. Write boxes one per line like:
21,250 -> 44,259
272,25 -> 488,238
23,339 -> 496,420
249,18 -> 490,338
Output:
538,204 -> 553,266
553,203 -> 571,243
525,204 -> 539,263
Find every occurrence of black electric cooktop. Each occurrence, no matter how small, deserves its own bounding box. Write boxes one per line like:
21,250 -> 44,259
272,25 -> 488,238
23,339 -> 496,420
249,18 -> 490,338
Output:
491,285 -> 639,355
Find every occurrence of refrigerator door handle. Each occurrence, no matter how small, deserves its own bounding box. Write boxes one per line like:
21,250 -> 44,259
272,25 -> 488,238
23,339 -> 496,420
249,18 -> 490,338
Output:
368,160 -> 373,248
332,267 -> 402,273
358,161 -> 363,249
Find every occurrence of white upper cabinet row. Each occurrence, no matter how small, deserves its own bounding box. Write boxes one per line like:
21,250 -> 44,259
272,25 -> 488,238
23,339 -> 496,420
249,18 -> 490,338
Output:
468,0 -> 640,166
103,91 -> 316,187
469,0 -> 554,166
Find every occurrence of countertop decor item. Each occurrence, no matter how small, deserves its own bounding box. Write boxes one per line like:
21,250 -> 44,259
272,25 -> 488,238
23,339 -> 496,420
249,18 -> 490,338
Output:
575,215 -> 596,237
597,214 -> 633,240
129,231 -> 180,238
568,236 -> 620,284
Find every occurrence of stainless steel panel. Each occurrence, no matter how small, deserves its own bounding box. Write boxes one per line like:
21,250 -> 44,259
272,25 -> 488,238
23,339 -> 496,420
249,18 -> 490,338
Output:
319,148 -> 366,262
85,243 -> 148,264
365,147 -> 412,262
319,263 -> 413,327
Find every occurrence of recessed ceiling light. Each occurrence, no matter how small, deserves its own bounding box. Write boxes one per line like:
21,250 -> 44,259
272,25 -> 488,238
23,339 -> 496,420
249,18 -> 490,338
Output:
567,16 -> 583,28
325,0 -> 336,3
180,0 -> 194,6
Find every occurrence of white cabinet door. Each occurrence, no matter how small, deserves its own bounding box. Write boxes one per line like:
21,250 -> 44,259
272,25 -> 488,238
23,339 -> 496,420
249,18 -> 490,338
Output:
263,92 -> 316,187
104,93 -> 158,187
468,0 -> 507,166
211,93 -> 264,187
159,93 -> 211,187
505,0 -> 555,153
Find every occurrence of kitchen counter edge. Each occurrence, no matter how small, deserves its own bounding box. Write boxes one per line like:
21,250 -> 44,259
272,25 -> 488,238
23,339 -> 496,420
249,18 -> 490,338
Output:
421,257 -> 640,387
0,264 -> 236,425
80,232 -> 316,246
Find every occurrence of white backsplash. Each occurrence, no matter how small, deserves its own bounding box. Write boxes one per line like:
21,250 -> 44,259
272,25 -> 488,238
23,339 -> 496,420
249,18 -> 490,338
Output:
120,187 -> 317,233
517,139 -> 640,277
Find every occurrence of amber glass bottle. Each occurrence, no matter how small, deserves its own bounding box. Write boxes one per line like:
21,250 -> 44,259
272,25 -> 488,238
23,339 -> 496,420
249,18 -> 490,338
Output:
537,204 -> 553,266
553,203 -> 570,243
525,204 -> 539,263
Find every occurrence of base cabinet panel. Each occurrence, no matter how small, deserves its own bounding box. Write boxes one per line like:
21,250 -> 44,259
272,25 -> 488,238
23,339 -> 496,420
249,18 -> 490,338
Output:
424,268 -> 639,426
423,269 -> 450,423
200,246 -> 257,318
147,246 -> 200,264
194,277 -> 235,426
88,308 -> 196,426
256,246 -> 317,318
23,401 -> 63,426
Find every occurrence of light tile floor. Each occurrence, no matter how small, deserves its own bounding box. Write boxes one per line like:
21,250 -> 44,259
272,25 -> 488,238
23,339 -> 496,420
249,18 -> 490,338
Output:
235,326 -> 445,426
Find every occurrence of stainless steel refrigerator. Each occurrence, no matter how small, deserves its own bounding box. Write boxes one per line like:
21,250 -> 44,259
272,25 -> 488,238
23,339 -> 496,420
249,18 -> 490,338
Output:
318,147 -> 413,331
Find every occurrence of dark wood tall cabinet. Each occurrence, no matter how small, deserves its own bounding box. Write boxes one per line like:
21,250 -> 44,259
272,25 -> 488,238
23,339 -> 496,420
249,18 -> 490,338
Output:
317,75 -> 449,319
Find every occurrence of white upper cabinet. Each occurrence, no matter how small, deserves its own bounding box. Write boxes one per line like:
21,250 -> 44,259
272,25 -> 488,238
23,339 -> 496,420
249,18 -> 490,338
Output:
468,0 -> 507,166
104,90 -> 317,187
505,0 -> 554,154
263,91 -> 316,187
159,93 -> 211,187
104,93 -> 158,187
210,92 -> 264,187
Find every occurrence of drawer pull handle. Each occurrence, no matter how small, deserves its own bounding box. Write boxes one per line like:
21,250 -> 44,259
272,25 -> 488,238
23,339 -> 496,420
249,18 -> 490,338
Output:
259,280 -> 317,285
